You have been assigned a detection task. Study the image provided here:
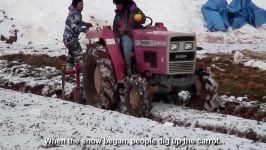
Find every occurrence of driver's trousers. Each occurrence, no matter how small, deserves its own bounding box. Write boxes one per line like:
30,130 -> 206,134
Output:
121,35 -> 133,75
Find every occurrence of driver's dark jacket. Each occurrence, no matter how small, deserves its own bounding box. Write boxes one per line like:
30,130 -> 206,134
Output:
113,1 -> 146,38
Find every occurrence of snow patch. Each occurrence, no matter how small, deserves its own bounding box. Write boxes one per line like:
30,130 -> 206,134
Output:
178,91 -> 191,103
163,122 -> 174,127
28,108 -> 41,116
244,59 -> 266,70
260,103 -> 266,112
219,95 -> 249,103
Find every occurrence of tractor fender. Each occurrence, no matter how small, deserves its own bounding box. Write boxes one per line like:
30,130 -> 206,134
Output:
86,26 -> 126,83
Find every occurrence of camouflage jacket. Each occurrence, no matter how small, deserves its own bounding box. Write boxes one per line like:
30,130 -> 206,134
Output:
63,5 -> 86,40
113,1 -> 146,38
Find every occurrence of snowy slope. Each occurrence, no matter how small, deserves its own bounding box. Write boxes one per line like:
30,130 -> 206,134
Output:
1,0 -> 265,70
0,0 -> 266,54
1,88 -> 266,150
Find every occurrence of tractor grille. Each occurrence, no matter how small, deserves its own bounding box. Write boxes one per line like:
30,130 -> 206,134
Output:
169,52 -> 195,61
168,62 -> 195,74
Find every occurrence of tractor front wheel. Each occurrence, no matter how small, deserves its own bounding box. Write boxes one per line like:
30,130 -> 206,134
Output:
124,74 -> 152,117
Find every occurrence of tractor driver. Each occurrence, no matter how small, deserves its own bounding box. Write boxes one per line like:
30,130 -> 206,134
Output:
113,0 -> 146,75
63,0 -> 93,71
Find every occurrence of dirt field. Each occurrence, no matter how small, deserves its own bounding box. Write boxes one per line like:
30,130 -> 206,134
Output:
197,53 -> 266,102
1,53 -> 265,102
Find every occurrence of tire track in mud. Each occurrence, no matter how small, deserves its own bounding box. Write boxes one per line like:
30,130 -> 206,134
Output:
149,103 -> 266,143
0,59 -> 74,100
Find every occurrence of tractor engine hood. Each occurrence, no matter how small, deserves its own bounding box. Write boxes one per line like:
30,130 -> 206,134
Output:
133,29 -> 197,76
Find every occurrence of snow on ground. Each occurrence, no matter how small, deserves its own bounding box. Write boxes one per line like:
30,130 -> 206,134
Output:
197,43 -> 266,54
0,0 -> 266,149
0,44 -> 67,57
244,59 -> 266,70
151,103 -> 266,139
1,88 -> 266,150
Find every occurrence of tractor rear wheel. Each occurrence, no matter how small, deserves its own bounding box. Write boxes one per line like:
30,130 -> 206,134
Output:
124,74 -> 152,117
83,43 -> 117,109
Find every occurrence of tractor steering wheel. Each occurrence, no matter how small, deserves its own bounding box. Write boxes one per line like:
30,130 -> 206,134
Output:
96,27 -> 102,31
144,16 -> 153,29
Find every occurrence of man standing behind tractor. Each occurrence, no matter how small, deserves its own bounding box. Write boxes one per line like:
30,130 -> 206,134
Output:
113,0 -> 146,75
63,0 -> 92,70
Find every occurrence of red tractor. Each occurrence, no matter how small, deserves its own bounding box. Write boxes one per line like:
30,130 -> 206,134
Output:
82,17 -> 218,117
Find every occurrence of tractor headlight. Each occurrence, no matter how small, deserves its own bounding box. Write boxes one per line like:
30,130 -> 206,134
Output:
170,43 -> 179,51
184,43 -> 193,50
